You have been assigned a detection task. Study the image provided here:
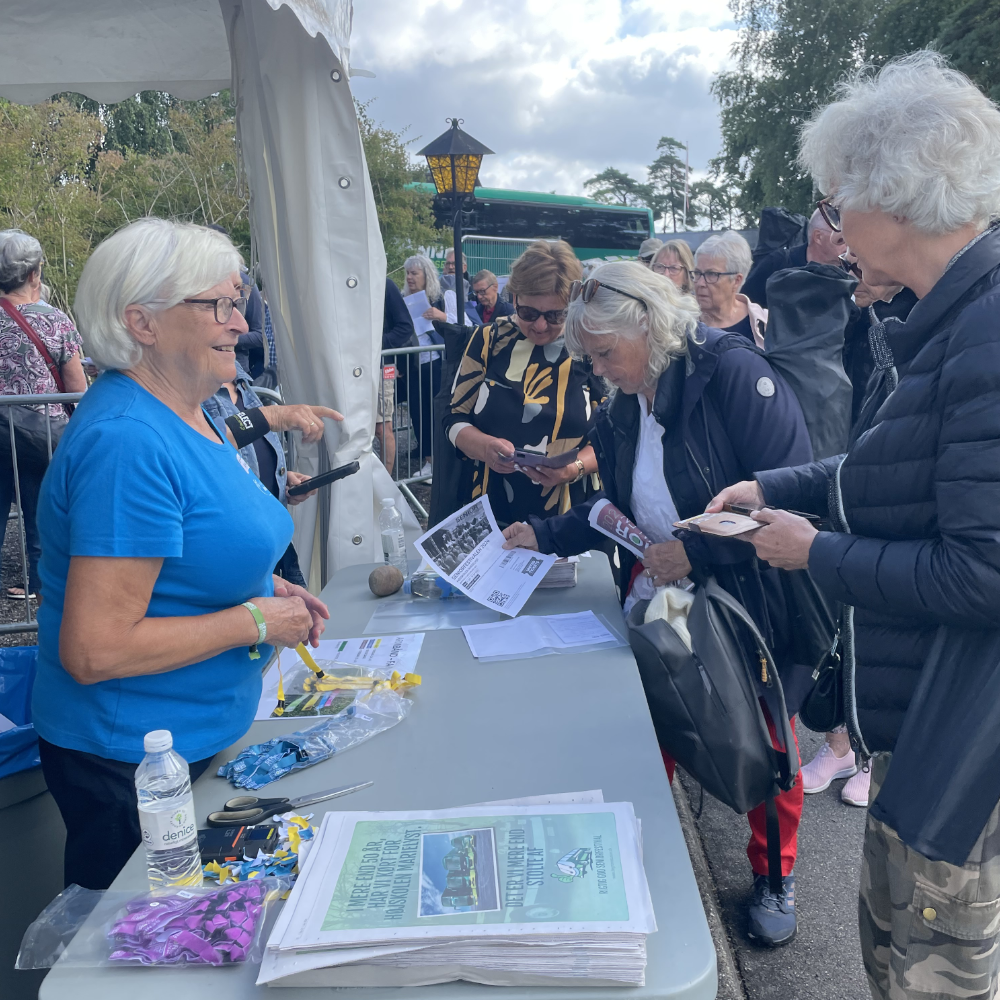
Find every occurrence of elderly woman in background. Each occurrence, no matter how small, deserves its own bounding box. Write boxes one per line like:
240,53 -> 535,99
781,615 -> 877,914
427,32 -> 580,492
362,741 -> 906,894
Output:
693,231 -> 767,345
0,229 -> 88,600
709,53 -> 1000,999
445,240 -> 601,526
32,219 -> 328,890
650,239 -> 695,294
503,261 -> 813,945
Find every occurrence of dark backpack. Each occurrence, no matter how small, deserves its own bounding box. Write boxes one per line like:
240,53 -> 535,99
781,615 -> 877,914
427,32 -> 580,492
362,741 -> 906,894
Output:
753,206 -> 808,262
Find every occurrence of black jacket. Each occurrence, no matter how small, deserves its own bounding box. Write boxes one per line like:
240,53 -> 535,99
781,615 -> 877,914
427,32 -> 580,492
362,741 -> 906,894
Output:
474,297 -> 514,324
532,326 -> 816,717
758,225 -> 1000,863
742,243 -> 808,308
235,279 -> 265,379
382,278 -> 416,350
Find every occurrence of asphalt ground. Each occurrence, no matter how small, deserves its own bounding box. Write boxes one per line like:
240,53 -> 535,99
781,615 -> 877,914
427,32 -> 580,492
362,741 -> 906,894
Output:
676,725 -> 870,1000
1,511 -> 38,649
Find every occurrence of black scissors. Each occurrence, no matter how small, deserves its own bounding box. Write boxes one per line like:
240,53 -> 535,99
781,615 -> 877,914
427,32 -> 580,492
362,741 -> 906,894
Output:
206,781 -> 373,827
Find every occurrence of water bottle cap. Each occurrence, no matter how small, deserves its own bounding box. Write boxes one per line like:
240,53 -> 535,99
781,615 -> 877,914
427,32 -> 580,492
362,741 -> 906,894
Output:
380,498 -> 395,508
143,729 -> 173,753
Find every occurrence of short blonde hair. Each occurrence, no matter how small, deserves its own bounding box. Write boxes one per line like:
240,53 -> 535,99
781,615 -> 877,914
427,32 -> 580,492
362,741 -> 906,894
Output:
74,219 -> 242,370
564,261 -> 702,384
653,240 -> 695,293
507,240 -> 582,301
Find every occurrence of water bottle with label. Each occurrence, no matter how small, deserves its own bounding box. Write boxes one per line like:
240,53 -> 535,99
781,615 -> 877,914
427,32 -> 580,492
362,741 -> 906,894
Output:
135,729 -> 202,887
379,498 -> 408,576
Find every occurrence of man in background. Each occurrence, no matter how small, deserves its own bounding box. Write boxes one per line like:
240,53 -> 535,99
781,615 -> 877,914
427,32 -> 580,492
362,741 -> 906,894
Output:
440,248 -> 470,299
470,269 -> 514,325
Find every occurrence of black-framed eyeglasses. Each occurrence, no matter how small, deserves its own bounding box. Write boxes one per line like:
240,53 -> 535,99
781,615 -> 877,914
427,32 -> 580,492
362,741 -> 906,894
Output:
569,278 -> 648,309
473,283 -> 497,299
183,285 -> 250,323
515,302 -> 568,326
818,198 -> 842,233
652,262 -> 690,277
690,269 -> 737,285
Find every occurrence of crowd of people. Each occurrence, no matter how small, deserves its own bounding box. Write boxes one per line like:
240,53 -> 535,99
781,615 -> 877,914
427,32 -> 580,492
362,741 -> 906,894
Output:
2,49 -> 1000,1000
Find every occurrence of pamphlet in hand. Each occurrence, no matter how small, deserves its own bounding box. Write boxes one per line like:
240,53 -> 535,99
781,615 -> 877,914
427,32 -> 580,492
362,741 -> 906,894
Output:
414,496 -> 557,617
402,290 -> 435,336
588,498 -> 655,559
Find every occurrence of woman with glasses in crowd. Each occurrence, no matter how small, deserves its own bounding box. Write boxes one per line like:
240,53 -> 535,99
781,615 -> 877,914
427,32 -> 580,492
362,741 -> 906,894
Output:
445,240 -> 601,526
502,261 -> 814,946
650,239 -> 695,295
692,231 -> 768,346
31,219 -> 328,891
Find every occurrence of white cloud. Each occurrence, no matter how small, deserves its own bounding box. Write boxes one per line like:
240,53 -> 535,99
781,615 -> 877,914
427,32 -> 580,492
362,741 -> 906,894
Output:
350,0 -> 737,197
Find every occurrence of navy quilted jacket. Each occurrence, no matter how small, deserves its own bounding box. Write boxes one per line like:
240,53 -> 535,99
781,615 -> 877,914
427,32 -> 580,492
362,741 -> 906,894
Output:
758,226 -> 1000,862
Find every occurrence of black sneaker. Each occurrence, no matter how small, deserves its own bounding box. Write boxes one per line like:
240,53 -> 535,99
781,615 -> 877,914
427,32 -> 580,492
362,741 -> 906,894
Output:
747,872 -> 796,946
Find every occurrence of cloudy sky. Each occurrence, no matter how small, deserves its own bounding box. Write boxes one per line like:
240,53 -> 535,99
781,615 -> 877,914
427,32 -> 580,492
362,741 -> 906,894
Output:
350,0 -> 738,199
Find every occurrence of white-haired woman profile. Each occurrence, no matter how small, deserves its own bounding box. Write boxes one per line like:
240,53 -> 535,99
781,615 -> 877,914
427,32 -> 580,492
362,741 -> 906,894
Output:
708,52 -> 1000,999
693,230 -> 767,345
0,229 -> 88,600
503,260 -> 815,945
30,219 -> 329,891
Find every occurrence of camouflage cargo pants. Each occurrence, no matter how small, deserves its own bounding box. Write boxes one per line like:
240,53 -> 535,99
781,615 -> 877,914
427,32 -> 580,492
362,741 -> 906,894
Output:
860,753 -> 1000,1000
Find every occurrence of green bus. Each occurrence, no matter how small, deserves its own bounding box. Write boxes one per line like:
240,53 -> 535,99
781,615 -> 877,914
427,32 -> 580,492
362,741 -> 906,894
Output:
407,183 -> 654,273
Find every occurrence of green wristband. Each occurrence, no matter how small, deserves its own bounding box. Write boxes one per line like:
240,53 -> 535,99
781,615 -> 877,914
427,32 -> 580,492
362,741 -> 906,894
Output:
242,601 -> 267,660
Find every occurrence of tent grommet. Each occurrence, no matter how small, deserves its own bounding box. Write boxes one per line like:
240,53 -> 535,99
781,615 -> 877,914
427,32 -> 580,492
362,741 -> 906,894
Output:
352,534 -> 363,545
330,69 -> 342,82
353,367 -> 363,377
346,276 -> 358,288
338,177 -> 351,188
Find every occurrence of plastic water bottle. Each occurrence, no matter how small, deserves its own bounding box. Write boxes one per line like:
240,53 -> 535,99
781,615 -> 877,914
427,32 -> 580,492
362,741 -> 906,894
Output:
379,498 -> 408,576
135,730 -> 202,887
403,573 -> 459,599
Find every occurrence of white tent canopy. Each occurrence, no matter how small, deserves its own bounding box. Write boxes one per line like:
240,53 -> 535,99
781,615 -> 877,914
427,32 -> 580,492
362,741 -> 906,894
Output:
0,0 -> 417,585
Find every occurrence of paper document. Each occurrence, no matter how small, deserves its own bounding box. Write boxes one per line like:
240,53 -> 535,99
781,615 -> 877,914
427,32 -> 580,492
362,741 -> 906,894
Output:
256,635 -> 424,720
588,498 -> 655,559
414,496 -> 556,617
461,611 -> 619,659
402,290 -> 435,336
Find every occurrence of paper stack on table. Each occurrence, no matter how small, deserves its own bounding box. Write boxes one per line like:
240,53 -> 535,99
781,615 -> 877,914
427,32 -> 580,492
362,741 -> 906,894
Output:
536,556 -> 578,588
257,800 -> 656,988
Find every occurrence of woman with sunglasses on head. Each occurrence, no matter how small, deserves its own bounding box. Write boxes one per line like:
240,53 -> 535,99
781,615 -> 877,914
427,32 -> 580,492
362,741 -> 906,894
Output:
503,260 -> 815,945
650,239 -> 695,294
692,231 -> 768,346
30,219 -> 330,891
445,240 -> 601,526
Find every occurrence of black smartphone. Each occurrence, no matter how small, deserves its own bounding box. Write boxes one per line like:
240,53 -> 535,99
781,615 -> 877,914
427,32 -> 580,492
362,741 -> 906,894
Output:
724,502 -> 821,523
286,460 -> 360,496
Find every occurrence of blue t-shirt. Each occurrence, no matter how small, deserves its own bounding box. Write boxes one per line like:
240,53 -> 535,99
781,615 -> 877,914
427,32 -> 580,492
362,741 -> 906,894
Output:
33,371 -> 293,763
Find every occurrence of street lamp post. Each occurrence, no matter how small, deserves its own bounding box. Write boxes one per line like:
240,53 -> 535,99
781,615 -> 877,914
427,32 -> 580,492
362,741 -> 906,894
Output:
418,118 -> 494,325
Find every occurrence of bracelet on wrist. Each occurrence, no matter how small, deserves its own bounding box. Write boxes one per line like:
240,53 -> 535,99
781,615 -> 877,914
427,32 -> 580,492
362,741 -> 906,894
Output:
572,458 -> 587,483
241,601 -> 267,660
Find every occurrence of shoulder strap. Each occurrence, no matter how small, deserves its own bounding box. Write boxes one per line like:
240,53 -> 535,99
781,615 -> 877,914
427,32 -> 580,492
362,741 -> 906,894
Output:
0,299 -> 66,392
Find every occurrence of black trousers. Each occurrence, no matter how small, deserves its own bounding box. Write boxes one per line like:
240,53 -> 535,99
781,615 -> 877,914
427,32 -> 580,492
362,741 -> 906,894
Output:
39,738 -> 216,890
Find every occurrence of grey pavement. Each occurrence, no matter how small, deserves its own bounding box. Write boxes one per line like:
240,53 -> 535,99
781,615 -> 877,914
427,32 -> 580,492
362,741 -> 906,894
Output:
675,725 -> 870,1000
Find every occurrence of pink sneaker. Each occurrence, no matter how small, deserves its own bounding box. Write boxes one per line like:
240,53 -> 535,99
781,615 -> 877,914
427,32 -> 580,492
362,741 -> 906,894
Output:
841,766 -> 871,807
800,742 -> 857,793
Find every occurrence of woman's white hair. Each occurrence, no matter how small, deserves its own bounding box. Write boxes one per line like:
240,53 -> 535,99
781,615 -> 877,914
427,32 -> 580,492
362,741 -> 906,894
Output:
0,229 -> 44,294
564,261 -> 702,384
695,231 -> 753,289
403,254 -> 441,303
74,218 -> 243,370
799,50 -> 1000,234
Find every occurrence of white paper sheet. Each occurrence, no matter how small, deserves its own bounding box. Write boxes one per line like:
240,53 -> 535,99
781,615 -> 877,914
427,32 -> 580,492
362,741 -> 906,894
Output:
413,496 -> 556,617
402,289 -> 434,336
461,611 -> 617,659
0,711 -> 17,734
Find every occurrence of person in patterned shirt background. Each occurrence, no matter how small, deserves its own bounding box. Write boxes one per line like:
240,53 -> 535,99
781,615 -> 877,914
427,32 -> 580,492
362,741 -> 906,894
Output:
445,240 -> 602,527
0,228 -> 88,600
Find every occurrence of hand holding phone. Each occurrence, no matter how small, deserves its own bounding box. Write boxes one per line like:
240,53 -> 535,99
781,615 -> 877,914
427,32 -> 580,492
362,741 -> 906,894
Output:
286,460 -> 360,497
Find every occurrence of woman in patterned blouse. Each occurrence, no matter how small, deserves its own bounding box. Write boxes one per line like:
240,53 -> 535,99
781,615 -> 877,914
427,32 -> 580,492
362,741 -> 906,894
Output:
445,240 -> 601,527
0,229 -> 88,599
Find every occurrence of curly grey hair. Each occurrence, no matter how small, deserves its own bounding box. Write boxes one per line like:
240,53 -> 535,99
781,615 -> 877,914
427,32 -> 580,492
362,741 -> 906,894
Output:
0,229 -> 44,294
564,261 -> 702,385
403,255 -> 441,303
695,231 -> 753,290
799,51 -> 1000,235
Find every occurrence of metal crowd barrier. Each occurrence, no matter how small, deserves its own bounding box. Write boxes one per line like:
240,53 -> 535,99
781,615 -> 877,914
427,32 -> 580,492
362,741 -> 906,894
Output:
376,343 -> 446,520
2,392 -> 84,636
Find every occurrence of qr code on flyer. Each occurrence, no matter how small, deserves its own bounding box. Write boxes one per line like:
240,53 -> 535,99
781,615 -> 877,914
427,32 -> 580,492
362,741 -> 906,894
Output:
486,590 -> 510,607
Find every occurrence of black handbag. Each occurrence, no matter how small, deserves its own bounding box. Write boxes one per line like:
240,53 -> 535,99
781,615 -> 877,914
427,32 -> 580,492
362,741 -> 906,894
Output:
626,577 -> 798,893
1,405 -> 68,468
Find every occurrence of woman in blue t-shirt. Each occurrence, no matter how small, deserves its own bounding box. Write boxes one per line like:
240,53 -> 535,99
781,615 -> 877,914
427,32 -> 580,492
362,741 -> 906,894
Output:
33,219 -> 330,890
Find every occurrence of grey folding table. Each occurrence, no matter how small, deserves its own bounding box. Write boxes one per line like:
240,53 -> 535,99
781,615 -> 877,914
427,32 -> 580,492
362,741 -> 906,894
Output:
39,552 -> 717,1000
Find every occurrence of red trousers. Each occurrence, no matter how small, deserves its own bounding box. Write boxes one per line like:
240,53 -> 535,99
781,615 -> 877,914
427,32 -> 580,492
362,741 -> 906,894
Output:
661,708 -> 802,876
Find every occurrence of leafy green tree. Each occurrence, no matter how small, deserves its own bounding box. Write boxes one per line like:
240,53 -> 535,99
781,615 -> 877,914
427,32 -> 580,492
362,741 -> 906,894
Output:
648,137 -> 693,232
583,167 -> 651,207
937,0 -> 1000,101
866,0 -> 967,63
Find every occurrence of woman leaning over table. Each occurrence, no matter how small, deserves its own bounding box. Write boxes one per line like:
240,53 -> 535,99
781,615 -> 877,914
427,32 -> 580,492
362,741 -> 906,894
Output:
445,240 -> 601,526
32,219 -> 328,891
502,261 -> 815,945
710,53 -> 1000,1000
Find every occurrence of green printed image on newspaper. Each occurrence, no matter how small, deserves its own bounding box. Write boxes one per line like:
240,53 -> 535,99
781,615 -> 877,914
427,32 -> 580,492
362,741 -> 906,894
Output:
321,811 -> 628,931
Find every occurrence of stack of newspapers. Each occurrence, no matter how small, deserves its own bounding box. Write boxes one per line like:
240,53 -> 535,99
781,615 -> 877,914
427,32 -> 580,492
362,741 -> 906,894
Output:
537,556 -> 579,588
258,798 -> 656,988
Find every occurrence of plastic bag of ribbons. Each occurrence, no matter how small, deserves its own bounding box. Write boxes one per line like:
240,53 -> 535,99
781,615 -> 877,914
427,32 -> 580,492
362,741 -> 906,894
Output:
218,666 -> 420,789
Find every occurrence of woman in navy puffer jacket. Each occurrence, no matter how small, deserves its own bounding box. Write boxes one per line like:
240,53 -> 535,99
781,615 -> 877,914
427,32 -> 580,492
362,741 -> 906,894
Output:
711,53 -> 1000,1000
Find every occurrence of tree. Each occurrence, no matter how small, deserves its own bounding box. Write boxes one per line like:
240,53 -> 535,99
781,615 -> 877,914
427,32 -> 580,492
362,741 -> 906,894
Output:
647,137 -> 692,232
583,167 -> 651,207
937,0 -> 1000,102
866,0 -> 968,63
356,100 -> 444,281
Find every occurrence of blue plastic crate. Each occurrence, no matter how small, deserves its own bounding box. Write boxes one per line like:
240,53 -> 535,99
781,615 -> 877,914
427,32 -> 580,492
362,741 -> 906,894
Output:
0,645 -> 40,779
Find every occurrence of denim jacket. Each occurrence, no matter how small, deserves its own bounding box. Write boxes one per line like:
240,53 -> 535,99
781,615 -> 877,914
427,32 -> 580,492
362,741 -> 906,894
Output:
202,363 -> 288,504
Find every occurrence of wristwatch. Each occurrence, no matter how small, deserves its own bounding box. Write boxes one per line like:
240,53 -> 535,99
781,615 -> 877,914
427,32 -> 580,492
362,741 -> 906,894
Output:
572,458 -> 587,483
